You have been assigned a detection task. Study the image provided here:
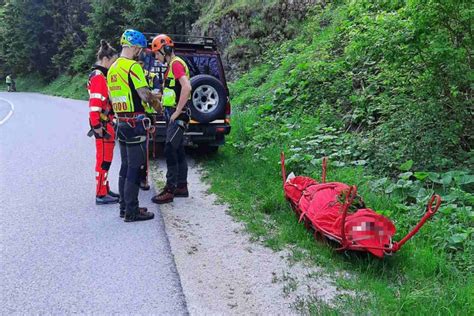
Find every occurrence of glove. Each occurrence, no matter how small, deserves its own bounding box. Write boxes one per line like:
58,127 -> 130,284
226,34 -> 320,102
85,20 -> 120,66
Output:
150,97 -> 162,115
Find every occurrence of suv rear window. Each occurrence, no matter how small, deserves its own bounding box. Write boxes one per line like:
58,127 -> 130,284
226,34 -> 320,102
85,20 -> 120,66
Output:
179,55 -> 221,80
142,54 -> 222,83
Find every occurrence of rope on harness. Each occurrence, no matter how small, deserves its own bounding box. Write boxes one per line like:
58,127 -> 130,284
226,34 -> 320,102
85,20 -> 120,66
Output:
117,116 -> 137,128
149,125 -> 156,159
142,117 -> 152,187
117,115 -> 155,184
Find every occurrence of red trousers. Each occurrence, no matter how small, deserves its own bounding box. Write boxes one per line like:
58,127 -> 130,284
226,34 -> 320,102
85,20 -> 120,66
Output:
95,123 -> 115,197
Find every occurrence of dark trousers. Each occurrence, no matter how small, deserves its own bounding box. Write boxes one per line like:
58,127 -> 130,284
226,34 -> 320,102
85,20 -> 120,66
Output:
164,108 -> 188,189
139,140 -> 148,184
117,122 -> 146,216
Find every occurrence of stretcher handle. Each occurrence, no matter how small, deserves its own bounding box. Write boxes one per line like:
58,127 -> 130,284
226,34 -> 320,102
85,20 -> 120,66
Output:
427,194 -> 441,215
322,157 -> 328,183
393,194 -> 442,252
340,186 -> 357,249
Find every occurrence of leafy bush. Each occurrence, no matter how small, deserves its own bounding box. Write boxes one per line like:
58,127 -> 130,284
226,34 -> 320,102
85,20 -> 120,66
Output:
229,0 -> 472,174
369,163 -> 474,272
226,0 -> 474,274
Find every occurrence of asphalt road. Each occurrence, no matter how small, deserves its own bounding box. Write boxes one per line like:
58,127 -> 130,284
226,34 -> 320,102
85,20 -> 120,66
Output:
0,92 -> 187,314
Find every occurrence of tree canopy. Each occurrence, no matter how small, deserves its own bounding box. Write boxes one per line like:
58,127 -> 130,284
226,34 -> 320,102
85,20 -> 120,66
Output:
0,0 -> 199,79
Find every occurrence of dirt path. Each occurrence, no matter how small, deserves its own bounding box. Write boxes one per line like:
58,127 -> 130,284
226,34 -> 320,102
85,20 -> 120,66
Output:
151,159 -> 343,315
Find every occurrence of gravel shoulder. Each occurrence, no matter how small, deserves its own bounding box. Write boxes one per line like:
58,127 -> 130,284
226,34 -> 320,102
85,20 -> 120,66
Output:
151,158 -> 345,315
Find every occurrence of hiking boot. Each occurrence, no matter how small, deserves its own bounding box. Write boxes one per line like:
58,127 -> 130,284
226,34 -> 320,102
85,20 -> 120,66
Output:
108,190 -> 120,198
174,183 -> 189,198
151,187 -> 175,204
139,180 -> 150,191
96,194 -> 119,205
124,209 -> 155,222
120,207 -> 148,218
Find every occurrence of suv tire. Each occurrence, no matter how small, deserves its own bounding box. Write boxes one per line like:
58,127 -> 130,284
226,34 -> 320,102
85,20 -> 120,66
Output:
188,74 -> 227,123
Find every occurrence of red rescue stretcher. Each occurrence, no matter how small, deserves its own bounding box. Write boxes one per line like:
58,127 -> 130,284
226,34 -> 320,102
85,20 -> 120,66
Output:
280,153 -> 441,258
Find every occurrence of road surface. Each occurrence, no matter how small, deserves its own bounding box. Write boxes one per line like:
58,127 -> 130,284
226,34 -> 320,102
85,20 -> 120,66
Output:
0,92 -> 187,314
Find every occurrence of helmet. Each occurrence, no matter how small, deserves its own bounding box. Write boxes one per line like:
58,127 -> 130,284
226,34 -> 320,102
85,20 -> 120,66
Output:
120,29 -> 147,48
151,34 -> 174,53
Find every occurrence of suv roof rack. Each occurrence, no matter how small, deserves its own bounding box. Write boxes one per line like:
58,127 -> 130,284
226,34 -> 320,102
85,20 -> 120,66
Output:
143,33 -> 217,51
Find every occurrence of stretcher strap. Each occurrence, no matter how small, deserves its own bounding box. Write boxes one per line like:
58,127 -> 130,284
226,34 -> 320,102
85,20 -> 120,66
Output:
322,157 -> 327,183
297,184 -> 334,223
339,186 -> 357,250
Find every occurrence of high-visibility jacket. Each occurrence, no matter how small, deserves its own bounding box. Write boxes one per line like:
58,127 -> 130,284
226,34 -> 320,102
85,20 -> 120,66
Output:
87,65 -> 113,129
162,56 -> 190,107
107,57 -> 148,114
143,69 -> 158,114
6,75 -> 12,84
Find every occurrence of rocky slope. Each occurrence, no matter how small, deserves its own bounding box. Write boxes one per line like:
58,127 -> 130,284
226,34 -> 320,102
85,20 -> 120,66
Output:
192,0 -> 327,79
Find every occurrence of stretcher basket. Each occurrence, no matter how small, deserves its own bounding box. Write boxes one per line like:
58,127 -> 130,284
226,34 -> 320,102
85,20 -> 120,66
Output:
280,153 -> 441,258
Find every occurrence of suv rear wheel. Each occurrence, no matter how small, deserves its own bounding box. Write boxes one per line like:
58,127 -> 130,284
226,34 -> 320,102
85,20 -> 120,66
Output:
189,74 -> 227,123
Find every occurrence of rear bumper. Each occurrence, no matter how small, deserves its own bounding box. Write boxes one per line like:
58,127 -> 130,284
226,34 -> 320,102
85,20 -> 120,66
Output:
153,120 -> 231,146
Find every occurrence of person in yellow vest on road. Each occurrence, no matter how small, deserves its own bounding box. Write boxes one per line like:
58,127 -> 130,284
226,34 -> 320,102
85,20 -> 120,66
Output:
6,74 -> 15,92
107,29 -> 162,222
151,34 -> 192,204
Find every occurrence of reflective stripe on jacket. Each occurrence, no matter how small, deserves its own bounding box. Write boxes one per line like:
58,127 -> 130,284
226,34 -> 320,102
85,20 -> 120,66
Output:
87,67 -> 112,129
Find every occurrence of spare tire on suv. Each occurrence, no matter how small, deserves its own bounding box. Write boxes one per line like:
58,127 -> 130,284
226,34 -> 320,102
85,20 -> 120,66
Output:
188,74 -> 227,123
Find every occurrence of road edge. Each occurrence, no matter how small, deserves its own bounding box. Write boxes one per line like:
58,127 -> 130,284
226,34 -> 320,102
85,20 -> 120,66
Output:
149,183 -> 190,315
0,97 -> 15,126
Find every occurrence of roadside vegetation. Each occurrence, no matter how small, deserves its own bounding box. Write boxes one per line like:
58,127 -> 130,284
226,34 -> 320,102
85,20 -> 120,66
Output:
1,0 -> 199,100
195,0 -> 280,30
201,1 -> 473,314
14,75 -> 89,100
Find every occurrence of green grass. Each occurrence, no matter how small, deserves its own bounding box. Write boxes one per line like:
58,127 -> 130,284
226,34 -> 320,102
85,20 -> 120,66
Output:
197,2 -> 473,311
14,74 -> 47,92
42,75 -> 89,100
15,74 -> 88,100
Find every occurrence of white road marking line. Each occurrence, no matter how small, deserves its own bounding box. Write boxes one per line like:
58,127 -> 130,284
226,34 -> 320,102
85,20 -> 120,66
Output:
0,97 -> 15,126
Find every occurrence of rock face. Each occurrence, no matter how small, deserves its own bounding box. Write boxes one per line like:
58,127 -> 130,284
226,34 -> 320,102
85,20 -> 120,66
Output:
192,0 -> 326,80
